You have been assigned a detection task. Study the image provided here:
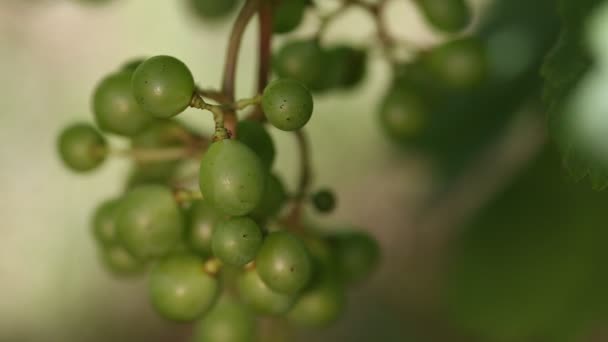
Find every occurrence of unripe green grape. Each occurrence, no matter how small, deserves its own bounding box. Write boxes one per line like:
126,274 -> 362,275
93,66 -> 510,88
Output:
311,189 -> 336,213
193,295 -> 256,342
187,201 -> 227,257
99,244 -> 144,276
250,173 -> 287,221
256,231 -> 313,294
237,120 -> 276,169
117,185 -> 183,260
237,269 -> 295,315
330,231 -> 380,284
324,46 -> 367,90
132,55 -> 195,118
93,71 -> 153,136
149,253 -> 219,321
379,86 -> 428,142
273,0 -> 307,34
287,276 -> 345,328
199,139 -> 266,216
415,0 -> 471,33
121,58 -> 146,73
212,217 -> 263,267
57,123 -> 107,172
273,40 -> 324,89
189,0 -> 239,20
262,79 -> 313,131
423,37 -> 487,89
92,198 -> 122,246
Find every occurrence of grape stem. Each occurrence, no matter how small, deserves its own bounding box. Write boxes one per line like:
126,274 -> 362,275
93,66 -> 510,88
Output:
104,147 -> 198,162
285,129 -> 312,229
190,93 -> 262,140
173,189 -> 204,203
222,0 -> 260,137
203,258 -> 223,277
247,0 -> 273,122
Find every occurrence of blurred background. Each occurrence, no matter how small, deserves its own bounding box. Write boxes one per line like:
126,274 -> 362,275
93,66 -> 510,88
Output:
2,0 -> 608,341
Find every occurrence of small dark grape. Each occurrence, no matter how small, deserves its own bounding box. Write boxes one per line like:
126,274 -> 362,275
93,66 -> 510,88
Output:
149,253 -> 219,321
423,37 -> 487,89
57,123 -> 107,172
189,0 -> 239,20
93,71 -> 153,136
99,244 -> 144,276
250,173 -> 287,221
262,79 -> 313,131
92,198 -> 122,246
273,0 -> 307,34
211,217 -> 263,267
379,85 -> 428,142
192,295 -> 256,342
187,201 -> 227,257
287,276 -> 345,328
324,46 -> 367,90
415,0 -> 471,33
117,185 -> 183,260
132,55 -> 195,118
199,139 -> 266,216
256,231 -> 312,294
330,231 -> 380,284
273,40 -> 324,89
237,269 -> 295,315
237,120 -> 276,169
312,189 -> 336,213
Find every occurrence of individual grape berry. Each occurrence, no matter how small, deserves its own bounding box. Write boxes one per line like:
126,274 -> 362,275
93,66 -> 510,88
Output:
330,231 -> 380,284
237,120 -> 276,169
287,276 -> 345,328
250,173 -> 287,221
149,253 -> 219,321
187,201 -> 227,257
121,58 -> 146,73
132,55 -> 195,118
256,231 -> 312,294
92,198 -> 122,246
192,295 -> 256,342
415,0 -> 471,33
273,0 -> 307,34
116,185 -> 183,260
99,244 -> 144,276
57,123 -> 107,172
273,40 -> 324,89
379,86 -> 428,142
237,269 -> 295,315
423,37 -> 487,89
324,46 -> 367,90
262,79 -> 313,131
93,71 -> 153,136
211,217 -> 263,267
311,189 -> 336,213
189,0 -> 239,20
199,139 -> 266,216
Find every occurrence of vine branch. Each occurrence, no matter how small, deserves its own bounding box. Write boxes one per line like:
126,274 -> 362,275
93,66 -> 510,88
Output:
285,129 -> 312,228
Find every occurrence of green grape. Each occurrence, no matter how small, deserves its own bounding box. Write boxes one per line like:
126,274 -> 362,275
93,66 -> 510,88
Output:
212,217 -> 263,267
199,139 -> 266,216
99,244 -> 144,276
117,185 -> 183,260
311,189 -> 336,213
237,269 -> 295,315
57,123 -> 107,172
187,201 -> 227,257
273,40 -> 324,89
287,276 -> 345,328
121,58 -> 146,73
237,120 -> 276,170
189,0 -> 239,20
132,55 -> 195,118
149,253 -> 219,321
379,85 -> 428,142
330,231 -> 380,284
93,71 -> 153,136
324,46 -> 367,90
250,173 -> 287,221
92,198 -> 122,246
273,0 -> 307,34
262,79 -> 314,131
423,37 -> 487,89
256,231 -> 312,294
193,295 -> 256,342
415,0 -> 472,33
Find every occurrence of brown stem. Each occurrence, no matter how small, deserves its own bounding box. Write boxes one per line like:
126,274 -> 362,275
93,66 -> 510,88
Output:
247,0 -> 273,122
222,0 -> 260,136
285,130 -> 312,228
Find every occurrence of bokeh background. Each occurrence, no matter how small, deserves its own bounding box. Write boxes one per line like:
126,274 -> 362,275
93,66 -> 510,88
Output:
2,0 -> 608,341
